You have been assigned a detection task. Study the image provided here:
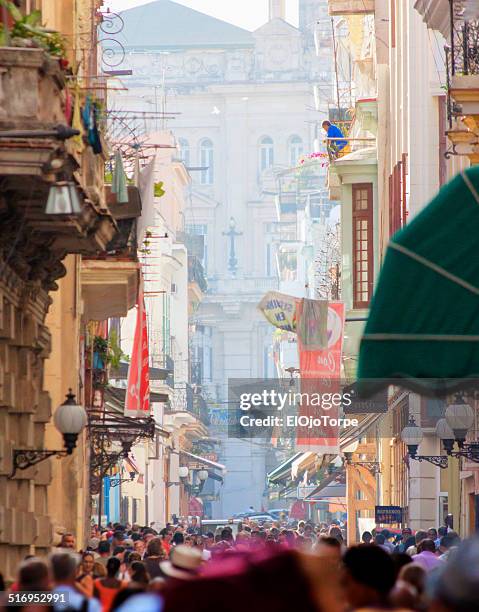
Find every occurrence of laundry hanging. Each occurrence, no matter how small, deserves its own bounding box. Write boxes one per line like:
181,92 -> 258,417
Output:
111,150 -> 128,203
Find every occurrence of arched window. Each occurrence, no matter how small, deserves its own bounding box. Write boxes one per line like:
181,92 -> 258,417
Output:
178,138 -> 190,166
259,136 -> 274,172
289,135 -> 303,166
199,138 -> 214,185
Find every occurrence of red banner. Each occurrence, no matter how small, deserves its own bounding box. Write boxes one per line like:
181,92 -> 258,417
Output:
290,500 -> 307,520
125,286 -> 150,417
296,301 -> 345,453
188,496 -> 204,517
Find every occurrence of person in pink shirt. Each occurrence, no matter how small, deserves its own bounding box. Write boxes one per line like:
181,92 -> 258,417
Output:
412,538 -> 444,571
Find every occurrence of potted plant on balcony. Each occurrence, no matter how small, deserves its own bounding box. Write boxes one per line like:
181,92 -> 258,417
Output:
92,331 -> 126,372
0,1 -> 66,59
93,335 -> 108,371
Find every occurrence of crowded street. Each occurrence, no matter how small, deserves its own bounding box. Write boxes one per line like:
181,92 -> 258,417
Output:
1,516 -> 475,611
2,0 -> 479,610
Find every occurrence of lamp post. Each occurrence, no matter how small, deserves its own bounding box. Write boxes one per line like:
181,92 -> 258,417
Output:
10,390 -> 87,478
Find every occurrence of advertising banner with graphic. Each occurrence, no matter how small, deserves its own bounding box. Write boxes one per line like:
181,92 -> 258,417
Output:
258,291 -> 299,332
125,286 -> 150,417
296,301 -> 345,453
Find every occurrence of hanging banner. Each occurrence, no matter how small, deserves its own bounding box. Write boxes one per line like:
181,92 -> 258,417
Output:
258,291 -> 299,332
136,155 -> 156,243
189,497 -> 204,517
290,500 -> 308,520
125,285 -> 150,417
296,301 -> 345,453
296,298 -> 328,349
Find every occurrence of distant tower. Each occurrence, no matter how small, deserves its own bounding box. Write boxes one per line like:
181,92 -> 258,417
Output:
269,0 -> 286,20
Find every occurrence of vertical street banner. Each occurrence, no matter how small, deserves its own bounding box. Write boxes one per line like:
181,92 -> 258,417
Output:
296,301 -> 345,453
125,285 -> 150,417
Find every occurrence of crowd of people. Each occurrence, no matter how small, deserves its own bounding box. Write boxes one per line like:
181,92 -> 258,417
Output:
1,517 -> 478,612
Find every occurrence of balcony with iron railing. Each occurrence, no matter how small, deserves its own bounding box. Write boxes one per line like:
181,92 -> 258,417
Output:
188,255 -> 208,293
166,382 -> 210,428
326,100 -> 377,199
186,384 -> 210,427
442,2 -> 479,160
190,360 -> 203,387
162,354 -> 175,388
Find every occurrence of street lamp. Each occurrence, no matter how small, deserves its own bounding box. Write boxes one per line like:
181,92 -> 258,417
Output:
166,466 -> 189,487
401,415 -> 448,468
401,397 -> 479,469
445,395 -> 475,447
435,418 -> 455,454
179,466 -> 190,479
10,390 -> 87,477
45,181 -> 82,216
197,469 -> 209,482
400,416 -> 423,460
191,468 -> 209,495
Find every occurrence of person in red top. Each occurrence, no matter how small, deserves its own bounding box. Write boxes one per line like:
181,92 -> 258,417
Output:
93,557 -> 126,612
160,529 -> 172,556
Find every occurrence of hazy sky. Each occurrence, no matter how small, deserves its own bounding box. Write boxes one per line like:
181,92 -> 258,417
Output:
105,0 -> 299,32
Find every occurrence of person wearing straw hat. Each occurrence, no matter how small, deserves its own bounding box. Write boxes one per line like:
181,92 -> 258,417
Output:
160,545 -> 203,581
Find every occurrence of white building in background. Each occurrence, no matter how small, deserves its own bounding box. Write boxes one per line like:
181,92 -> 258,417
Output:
118,131 -> 211,524
110,0 -> 335,516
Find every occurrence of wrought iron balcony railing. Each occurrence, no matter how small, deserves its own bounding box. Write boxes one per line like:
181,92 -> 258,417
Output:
448,0 -> 479,77
188,255 -> 208,293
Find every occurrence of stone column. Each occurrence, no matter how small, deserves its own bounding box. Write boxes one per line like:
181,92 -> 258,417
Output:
407,393 -> 438,530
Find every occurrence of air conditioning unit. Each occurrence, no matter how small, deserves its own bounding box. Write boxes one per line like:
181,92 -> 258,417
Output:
171,283 -> 178,294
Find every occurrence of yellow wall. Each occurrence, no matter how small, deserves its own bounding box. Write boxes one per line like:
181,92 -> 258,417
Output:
44,255 -> 89,548
41,0 -> 102,70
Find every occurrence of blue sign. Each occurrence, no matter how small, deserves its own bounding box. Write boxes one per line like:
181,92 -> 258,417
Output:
375,505 -> 403,524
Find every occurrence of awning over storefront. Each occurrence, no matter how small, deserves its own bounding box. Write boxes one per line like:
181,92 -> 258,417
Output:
110,360 -> 171,381
181,450 -> 227,475
340,413 -> 381,452
357,167 -> 479,396
278,484 -> 300,500
206,469 -> 224,483
291,451 -> 317,480
105,385 -> 169,406
267,452 -> 303,484
304,470 -> 346,501
103,386 -> 170,439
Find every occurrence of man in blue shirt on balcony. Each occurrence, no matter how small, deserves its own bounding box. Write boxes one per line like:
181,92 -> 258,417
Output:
322,120 -> 347,158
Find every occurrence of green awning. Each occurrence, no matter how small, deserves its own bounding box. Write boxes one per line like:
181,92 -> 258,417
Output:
358,166 -> 479,396
267,452 -> 303,484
